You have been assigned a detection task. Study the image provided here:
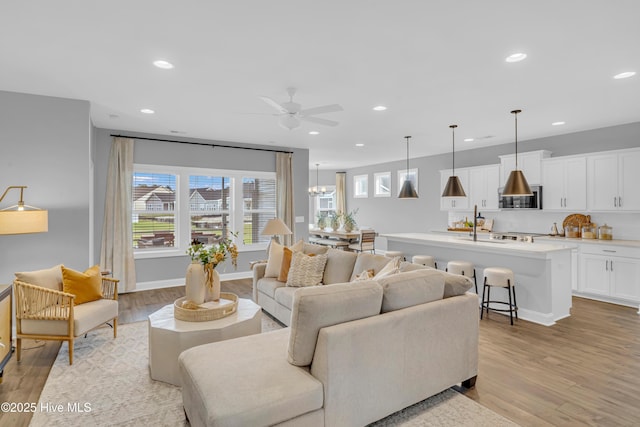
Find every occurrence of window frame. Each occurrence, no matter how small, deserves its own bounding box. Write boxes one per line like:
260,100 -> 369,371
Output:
374,172 -> 391,197
353,174 -> 369,198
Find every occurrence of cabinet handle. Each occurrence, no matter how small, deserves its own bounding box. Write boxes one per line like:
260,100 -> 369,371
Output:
619,196 -> 622,207
564,197 -> 567,207
614,197 -> 617,207
611,260 -> 614,271
603,249 -> 617,253
606,260 -> 609,271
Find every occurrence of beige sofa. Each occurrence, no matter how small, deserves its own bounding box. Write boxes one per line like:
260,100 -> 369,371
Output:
179,269 -> 478,427
253,245 -> 392,325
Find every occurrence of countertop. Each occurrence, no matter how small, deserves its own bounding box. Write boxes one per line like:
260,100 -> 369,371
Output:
432,230 -> 640,248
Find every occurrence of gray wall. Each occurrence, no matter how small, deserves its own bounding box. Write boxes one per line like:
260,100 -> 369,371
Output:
319,121 -> 640,247
93,128 -> 309,285
0,90 -> 92,283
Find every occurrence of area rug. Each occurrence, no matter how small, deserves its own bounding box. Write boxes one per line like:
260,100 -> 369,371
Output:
32,317 -> 517,427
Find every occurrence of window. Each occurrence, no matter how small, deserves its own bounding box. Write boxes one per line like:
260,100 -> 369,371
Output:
132,172 -> 177,250
374,172 -> 391,197
313,185 -> 336,222
354,174 -> 368,198
133,165 -> 275,257
397,168 -> 418,196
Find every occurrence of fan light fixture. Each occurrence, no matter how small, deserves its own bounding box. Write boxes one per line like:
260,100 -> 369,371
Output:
309,163 -> 327,197
398,136 -> 418,199
442,124 -> 467,197
279,115 -> 300,130
502,109 -> 533,196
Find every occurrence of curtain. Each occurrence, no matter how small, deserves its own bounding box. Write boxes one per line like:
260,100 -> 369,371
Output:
336,172 -> 346,215
100,137 -> 136,292
276,153 -> 294,246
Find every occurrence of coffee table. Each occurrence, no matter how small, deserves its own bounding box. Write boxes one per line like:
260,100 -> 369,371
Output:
148,297 -> 261,386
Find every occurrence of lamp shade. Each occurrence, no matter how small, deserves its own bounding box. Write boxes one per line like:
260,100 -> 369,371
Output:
261,218 -> 292,236
0,209 -> 48,235
442,176 -> 467,197
398,179 -> 418,199
502,170 -> 533,196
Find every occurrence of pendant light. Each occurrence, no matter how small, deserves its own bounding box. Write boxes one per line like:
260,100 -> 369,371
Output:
398,136 -> 418,199
308,163 -> 326,197
502,109 -> 533,196
441,124 -> 467,197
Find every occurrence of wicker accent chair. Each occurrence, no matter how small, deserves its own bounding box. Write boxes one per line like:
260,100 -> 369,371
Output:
14,277 -> 119,365
348,229 -> 377,253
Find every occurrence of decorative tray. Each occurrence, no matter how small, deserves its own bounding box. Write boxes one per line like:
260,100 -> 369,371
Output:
562,213 -> 591,229
174,292 -> 238,322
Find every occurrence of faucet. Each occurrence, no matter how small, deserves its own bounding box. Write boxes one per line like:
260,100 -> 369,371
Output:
473,204 -> 478,242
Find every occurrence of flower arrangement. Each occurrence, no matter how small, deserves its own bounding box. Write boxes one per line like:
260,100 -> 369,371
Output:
187,233 -> 239,270
342,208 -> 359,232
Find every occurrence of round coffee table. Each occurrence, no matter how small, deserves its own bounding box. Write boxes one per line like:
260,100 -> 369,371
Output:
148,297 -> 261,386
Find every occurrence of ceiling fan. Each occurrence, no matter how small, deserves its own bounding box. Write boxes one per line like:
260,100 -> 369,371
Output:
260,87 -> 343,130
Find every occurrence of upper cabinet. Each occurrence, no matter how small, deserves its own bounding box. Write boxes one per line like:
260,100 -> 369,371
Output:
468,165 -> 500,211
587,149 -> 640,211
440,169 -> 469,210
499,150 -> 552,187
542,157 -> 587,211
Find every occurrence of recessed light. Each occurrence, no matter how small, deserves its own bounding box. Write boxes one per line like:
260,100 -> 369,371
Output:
355,143 -> 365,147
309,131 -> 320,135
463,138 -> 474,142
153,60 -> 174,69
552,121 -> 565,126
373,105 -> 387,111
613,71 -> 636,79
505,53 -> 527,63
140,108 -> 155,114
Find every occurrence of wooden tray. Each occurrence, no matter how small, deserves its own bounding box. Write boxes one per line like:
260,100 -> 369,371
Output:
174,292 -> 238,322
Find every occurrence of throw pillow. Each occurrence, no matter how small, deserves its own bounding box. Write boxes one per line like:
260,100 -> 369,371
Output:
302,242 -> 329,255
62,265 -> 103,305
278,246 -> 314,282
353,269 -> 374,281
264,241 -> 285,278
377,269 -> 445,313
15,264 -> 64,291
441,271 -> 474,298
373,257 -> 401,279
286,252 -> 328,287
349,253 -> 393,281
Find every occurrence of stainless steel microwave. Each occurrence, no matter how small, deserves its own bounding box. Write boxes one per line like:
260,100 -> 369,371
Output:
498,185 -> 543,210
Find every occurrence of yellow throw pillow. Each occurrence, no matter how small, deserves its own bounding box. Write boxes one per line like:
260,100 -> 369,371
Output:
62,265 -> 103,305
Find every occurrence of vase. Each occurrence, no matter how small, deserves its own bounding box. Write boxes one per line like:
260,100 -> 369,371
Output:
185,261 -> 205,304
204,264 -> 221,302
344,222 -> 354,232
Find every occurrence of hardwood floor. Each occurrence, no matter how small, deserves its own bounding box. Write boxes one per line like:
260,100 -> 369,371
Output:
1,280 -> 639,426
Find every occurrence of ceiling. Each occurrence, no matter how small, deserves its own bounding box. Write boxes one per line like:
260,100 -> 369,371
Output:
1,1 -> 639,169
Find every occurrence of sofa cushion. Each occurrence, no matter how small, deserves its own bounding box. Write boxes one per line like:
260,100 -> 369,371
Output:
399,261 -> 435,272
302,242 -> 329,255
257,277 -> 285,299
288,280 -> 383,366
377,269 -> 445,313
286,252 -> 328,287
398,262 -> 473,297
179,329 -> 324,427
274,286 -> 298,309
350,253 -> 392,281
15,264 -> 64,291
323,248 -> 358,285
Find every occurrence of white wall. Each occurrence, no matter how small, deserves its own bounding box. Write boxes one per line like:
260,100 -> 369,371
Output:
0,91 -> 92,283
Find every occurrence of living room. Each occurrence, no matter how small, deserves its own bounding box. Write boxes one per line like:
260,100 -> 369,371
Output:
2,1 -> 640,426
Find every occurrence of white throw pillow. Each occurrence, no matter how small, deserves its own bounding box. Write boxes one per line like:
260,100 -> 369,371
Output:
265,240 -> 305,278
352,269 -> 374,281
373,257 -> 401,279
15,264 -> 64,291
286,252 -> 328,287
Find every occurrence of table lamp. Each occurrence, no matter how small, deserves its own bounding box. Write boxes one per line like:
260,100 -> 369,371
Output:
261,218 -> 292,250
0,186 -> 48,235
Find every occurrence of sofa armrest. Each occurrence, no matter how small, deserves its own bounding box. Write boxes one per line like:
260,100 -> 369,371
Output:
252,262 -> 267,302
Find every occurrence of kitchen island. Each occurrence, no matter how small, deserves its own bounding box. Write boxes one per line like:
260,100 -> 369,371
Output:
382,233 -> 577,326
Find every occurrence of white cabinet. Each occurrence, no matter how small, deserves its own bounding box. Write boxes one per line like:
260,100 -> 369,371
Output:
499,150 -> 551,186
440,169 -> 469,210
587,150 -> 640,211
578,245 -> 640,304
542,157 -> 586,211
468,165 -> 500,210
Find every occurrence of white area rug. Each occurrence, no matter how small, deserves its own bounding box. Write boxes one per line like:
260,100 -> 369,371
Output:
32,317 -> 517,427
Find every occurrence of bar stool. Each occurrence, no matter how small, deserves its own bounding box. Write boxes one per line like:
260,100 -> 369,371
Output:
446,260 -> 477,293
412,255 -> 437,269
481,267 -> 518,325
385,250 -> 405,261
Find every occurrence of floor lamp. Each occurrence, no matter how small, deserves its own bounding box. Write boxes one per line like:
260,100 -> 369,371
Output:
0,186 -> 48,235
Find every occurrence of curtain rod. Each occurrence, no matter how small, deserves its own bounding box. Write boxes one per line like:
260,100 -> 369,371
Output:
110,134 -> 293,154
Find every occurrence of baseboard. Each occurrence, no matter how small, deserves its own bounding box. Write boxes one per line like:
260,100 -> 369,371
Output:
130,271 -> 253,293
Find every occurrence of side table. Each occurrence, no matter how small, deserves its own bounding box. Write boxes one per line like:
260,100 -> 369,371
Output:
148,297 -> 262,386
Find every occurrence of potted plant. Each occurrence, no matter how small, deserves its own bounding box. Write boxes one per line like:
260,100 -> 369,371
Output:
329,211 -> 341,231
316,213 -> 327,230
342,208 -> 359,232
185,233 -> 238,304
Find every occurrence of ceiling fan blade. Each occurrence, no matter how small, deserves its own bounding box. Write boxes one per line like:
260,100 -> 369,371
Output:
300,116 -> 339,127
300,104 -> 344,116
259,96 -> 288,114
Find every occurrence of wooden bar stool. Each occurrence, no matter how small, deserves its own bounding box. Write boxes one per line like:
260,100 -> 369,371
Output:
446,260 -> 477,293
481,267 -> 518,325
385,250 -> 405,261
412,255 -> 437,269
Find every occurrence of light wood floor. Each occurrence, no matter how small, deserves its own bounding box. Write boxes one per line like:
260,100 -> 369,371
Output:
1,280 -> 639,426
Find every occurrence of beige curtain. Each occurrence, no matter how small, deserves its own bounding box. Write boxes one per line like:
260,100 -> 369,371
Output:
276,153 -> 294,246
336,172 -> 346,215
100,137 -> 136,292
